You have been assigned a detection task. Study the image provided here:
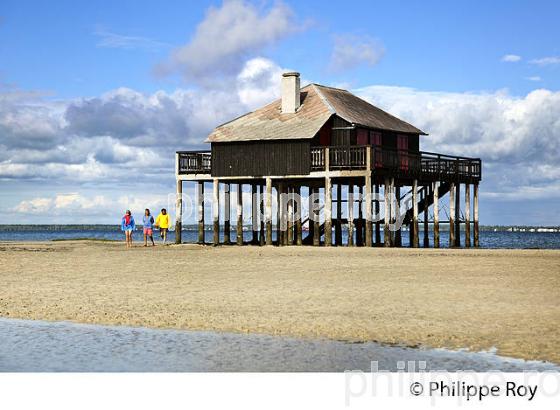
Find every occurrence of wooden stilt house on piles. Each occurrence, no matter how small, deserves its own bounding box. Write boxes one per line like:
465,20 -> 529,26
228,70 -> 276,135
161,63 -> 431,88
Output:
175,72 -> 481,247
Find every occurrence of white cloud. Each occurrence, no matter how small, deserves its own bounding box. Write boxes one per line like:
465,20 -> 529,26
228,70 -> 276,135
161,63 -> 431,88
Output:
0,88 -> 66,149
0,155 -> 113,181
94,26 -> 172,52
12,197 -> 54,214
355,85 -> 560,198
156,0 -> 297,81
0,58 -> 284,184
236,57 -> 284,108
11,192 -> 169,219
501,54 -> 521,62
4,55 -> 560,224
329,34 -> 385,72
54,193 -> 112,210
529,56 -> 560,66
526,76 -> 542,82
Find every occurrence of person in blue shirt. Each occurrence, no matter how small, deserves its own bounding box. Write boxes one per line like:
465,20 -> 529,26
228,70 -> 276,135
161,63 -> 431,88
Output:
142,208 -> 155,247
121,210 -> 135,248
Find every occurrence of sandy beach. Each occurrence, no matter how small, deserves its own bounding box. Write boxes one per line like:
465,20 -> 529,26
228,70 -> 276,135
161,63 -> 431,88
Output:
1,241 -> 559,363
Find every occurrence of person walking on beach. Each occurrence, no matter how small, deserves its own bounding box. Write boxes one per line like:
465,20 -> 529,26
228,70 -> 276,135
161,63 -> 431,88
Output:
155,208 -> 169,244
121,210 -> 135,248
143,208 -> 155,247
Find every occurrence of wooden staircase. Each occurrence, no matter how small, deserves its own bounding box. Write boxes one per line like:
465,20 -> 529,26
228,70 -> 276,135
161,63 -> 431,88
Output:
400,182 -> 450,225
302,203 -> 324,244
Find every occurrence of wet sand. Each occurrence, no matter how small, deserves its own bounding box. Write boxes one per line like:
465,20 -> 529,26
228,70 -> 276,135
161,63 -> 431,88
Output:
1,241 -> 559,363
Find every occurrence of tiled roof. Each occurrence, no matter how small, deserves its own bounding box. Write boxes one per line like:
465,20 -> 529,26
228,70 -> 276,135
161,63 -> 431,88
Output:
206,83 -> 426,143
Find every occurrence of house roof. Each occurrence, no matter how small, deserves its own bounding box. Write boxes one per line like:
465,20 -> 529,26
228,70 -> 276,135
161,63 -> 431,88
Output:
314,84 -> 427,135
206,83 -> 426,143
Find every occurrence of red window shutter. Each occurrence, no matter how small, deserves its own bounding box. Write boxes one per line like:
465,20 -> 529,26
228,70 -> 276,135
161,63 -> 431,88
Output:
357,129 -> 368,145
397,134 -> 408,150
369,131 -> 382,167
397,135 -> 409,170
370,131 -> 382,146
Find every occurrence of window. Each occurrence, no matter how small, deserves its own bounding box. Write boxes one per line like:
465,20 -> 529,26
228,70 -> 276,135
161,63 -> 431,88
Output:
369,131 -> 383,167
397,134 -> 409,170
370,131 -> 382,146
397,134 -> 408,150
357,129 -> 369,145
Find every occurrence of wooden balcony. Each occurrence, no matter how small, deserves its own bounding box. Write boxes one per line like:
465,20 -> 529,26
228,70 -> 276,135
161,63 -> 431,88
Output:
311,146 -> 481,182
177,146 -> 481,182
177,150 -> 211,174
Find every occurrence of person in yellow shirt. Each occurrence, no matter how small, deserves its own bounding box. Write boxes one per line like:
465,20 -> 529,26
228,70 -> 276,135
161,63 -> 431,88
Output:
155,208 -> 170,244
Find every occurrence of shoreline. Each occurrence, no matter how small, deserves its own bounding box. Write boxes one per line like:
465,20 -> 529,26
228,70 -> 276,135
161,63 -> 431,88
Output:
1,241 -> 559,364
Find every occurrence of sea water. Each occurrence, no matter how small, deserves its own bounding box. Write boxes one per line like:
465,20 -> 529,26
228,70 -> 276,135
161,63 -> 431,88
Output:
1,225 -> 560,249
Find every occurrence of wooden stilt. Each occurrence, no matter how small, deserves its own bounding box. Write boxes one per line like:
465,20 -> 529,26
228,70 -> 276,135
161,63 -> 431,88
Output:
455,183 -> 461,247
423,185 -> 430,248
348,184 -> 354,246
283,184 -> 289,246
295,186 -> 302,246
312,187 -> 320,246
287,185 -> 294,246
252,184 -> 258,244
259,184 -> 265,246
282,184 -> 289,246
465,183 -> 471,248
224,183 -> 231,244
395,184 -> 402,247
474,183 -> 479,247
175,179 -> 182,244
365,147 -> 373,247
307,187 -> 313,242
308,187 -> 315,244
374,184 -> 381,245
277,182 -> 283,246
265,177 -> 273,245
390,178 -> 396,246
236,184 -> 243,245
212,179 -> 219,246
324,177 -> 332,246
357,186 -> 364,246
449,182 -> 456,247
433,181 -> 440,248
365,174 -> 373,247
335,183 -> 342,246
384,178 -> 390,247
412,179 -> 419,248
197,181 -> 204,244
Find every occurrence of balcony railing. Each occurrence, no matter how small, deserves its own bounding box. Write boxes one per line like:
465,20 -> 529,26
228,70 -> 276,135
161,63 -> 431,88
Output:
177,151 -> 211,174
311,145 -> 481,181
178,146 -> 481,181
311,146 -> 368,170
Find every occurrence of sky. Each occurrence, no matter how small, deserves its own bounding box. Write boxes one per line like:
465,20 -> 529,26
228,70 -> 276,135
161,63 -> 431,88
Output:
0,0 -> 559,225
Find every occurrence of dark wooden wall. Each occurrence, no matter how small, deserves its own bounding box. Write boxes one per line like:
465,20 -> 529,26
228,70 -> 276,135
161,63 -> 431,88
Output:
211,140 -> 311,177
326,116 -> 421,152
210,115 -> 422,177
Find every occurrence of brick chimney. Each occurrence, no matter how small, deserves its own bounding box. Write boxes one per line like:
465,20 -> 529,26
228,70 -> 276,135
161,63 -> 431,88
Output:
281,72 -> 300,114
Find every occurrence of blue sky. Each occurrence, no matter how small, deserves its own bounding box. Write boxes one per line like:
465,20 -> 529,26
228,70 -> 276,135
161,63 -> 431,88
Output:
1,0 -> 559,225
3,0 -> 560,96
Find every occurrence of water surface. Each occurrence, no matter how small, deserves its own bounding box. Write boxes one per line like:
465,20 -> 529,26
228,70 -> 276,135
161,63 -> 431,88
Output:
1,318 -> 557,372
1,225 -> 560,249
